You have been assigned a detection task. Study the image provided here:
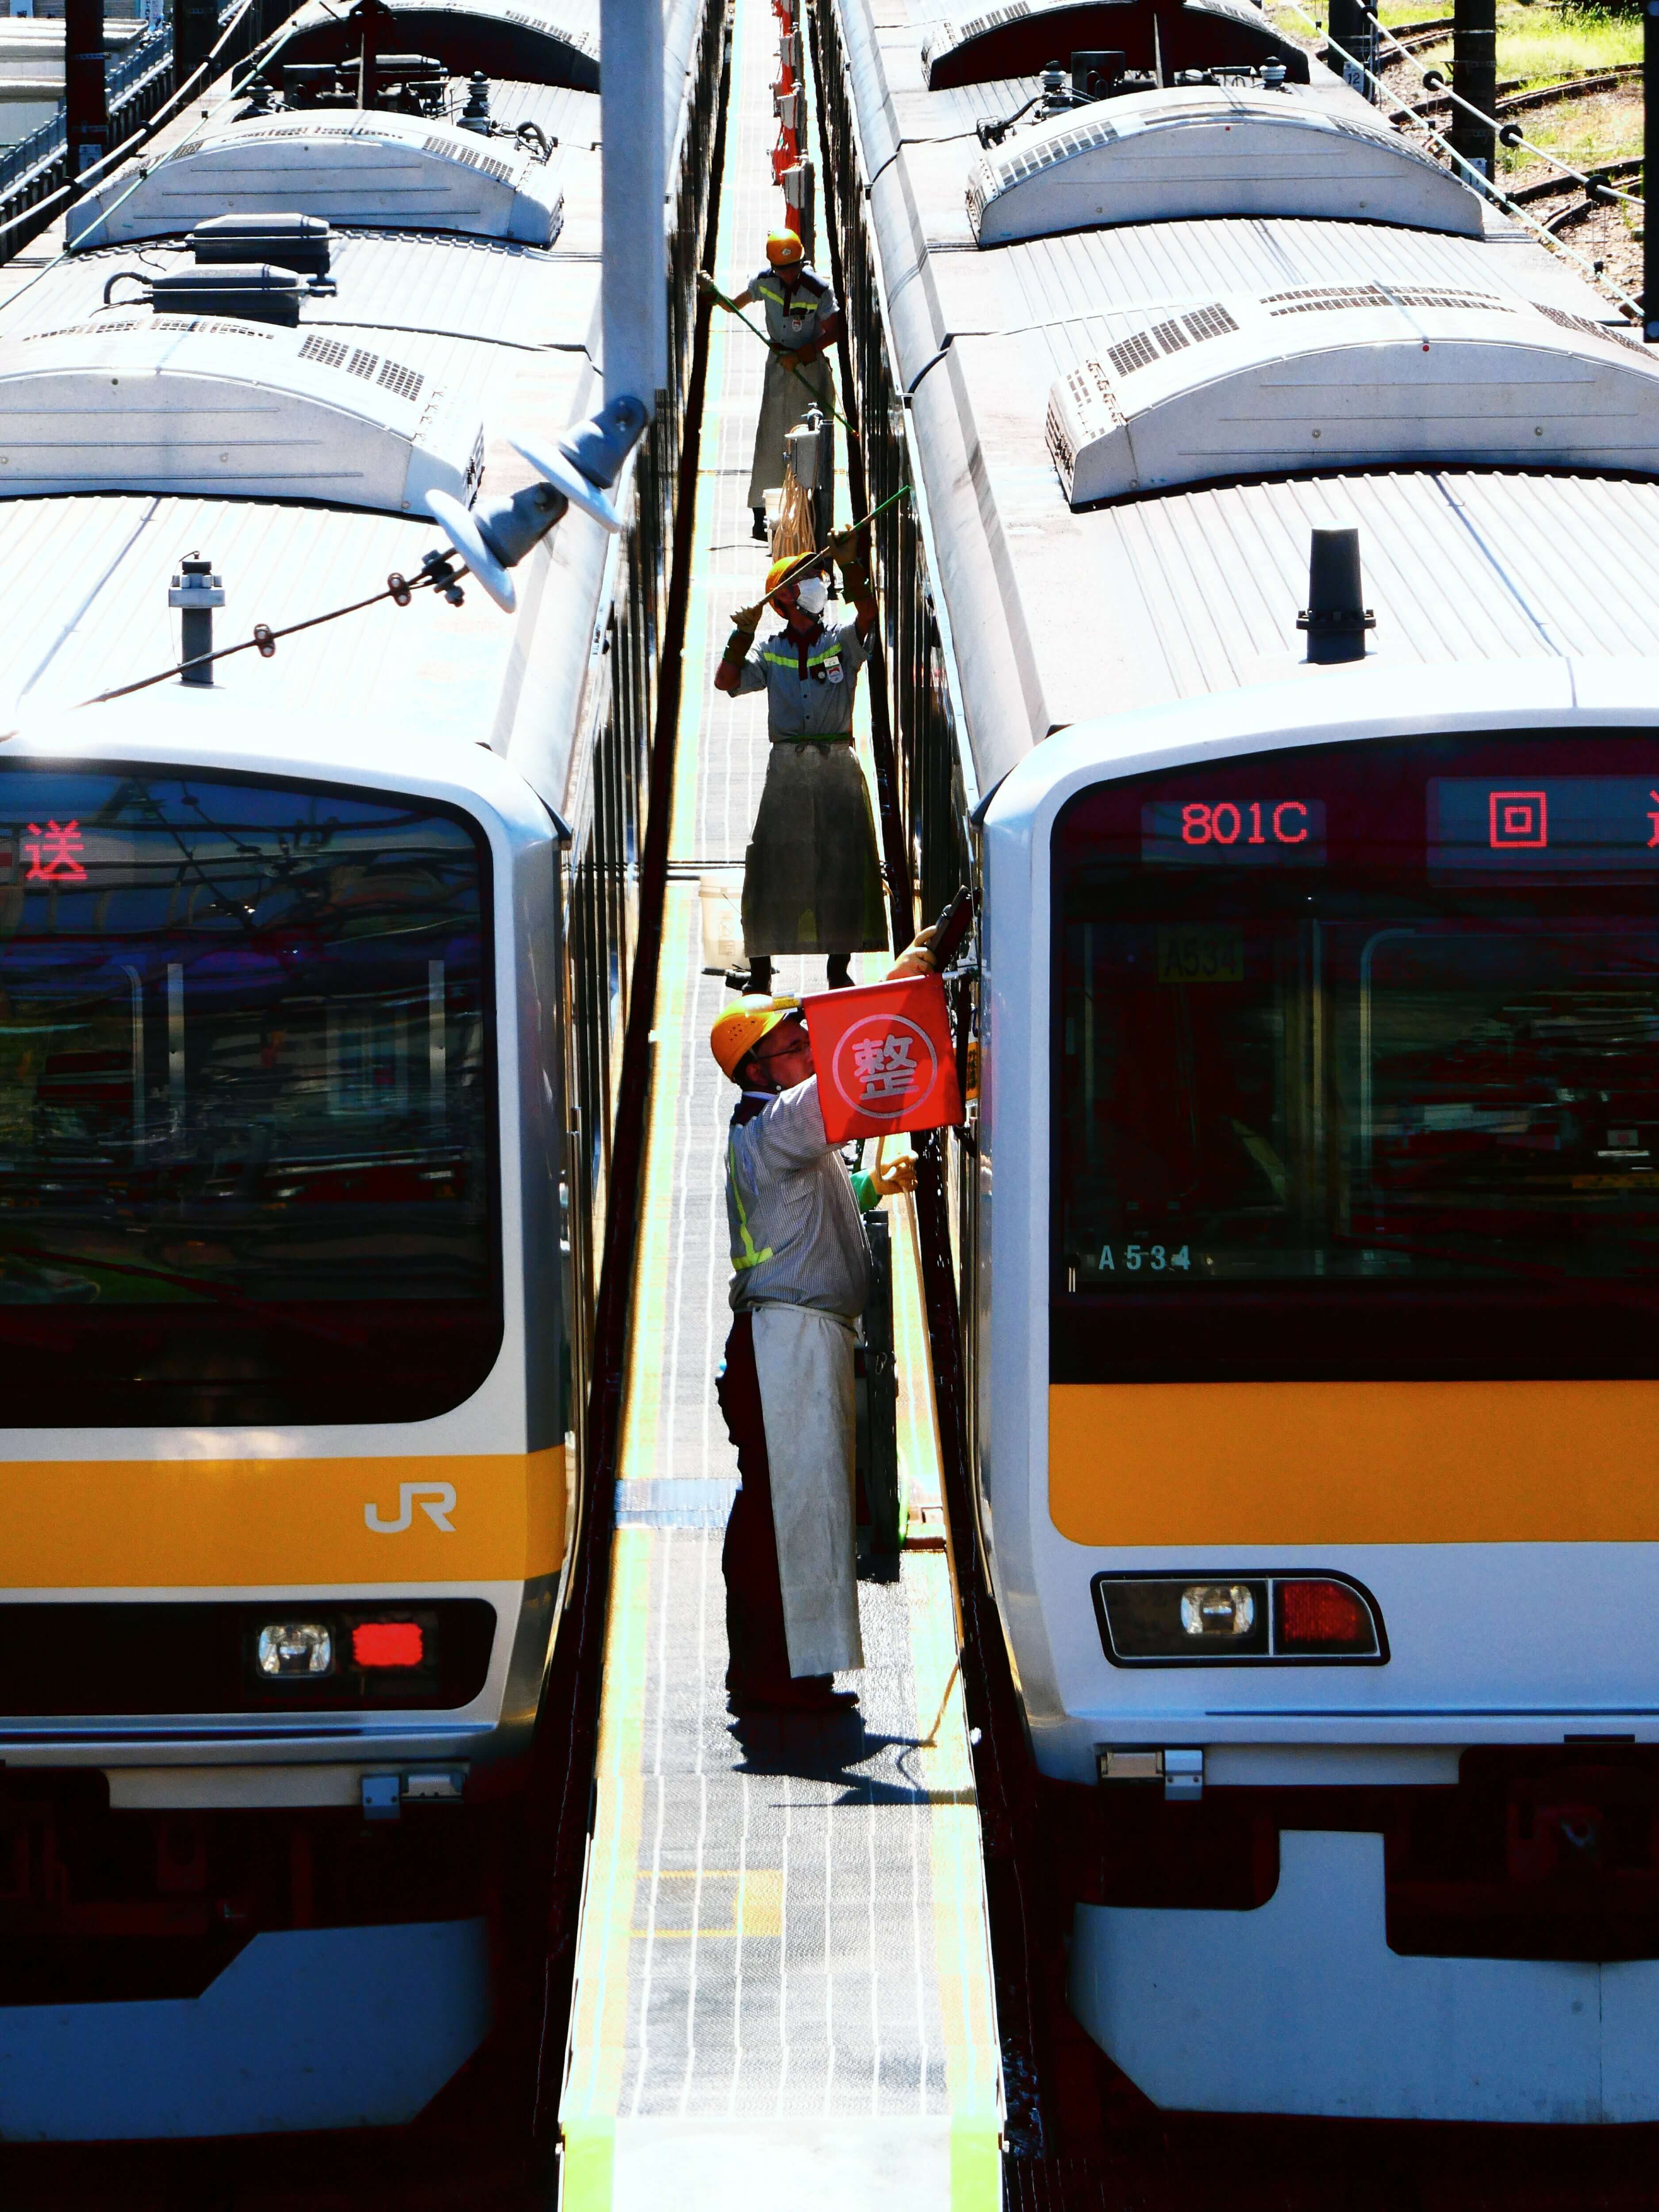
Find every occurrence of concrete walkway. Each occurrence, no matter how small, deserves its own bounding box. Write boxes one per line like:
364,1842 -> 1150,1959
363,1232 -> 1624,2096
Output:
555,0 -> 1003,2200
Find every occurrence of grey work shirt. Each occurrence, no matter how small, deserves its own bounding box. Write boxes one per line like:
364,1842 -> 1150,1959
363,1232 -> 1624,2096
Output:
736,616 -> 868,740
726,1078 -> 872,1319
750,263 -> 837,351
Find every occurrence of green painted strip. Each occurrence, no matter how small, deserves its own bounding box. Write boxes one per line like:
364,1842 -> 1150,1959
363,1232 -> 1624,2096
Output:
560,1532 -> 653,2127
560,2116 -> 615,2212
950,2117 -> 1003,2212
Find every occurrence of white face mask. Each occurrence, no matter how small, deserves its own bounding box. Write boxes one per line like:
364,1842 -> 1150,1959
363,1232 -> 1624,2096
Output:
793,575 -> 829,618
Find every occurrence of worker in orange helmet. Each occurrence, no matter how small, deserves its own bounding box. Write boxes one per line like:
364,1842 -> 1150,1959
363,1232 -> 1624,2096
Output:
700,229 -> 841,541
716,538 -> 883,994
708,959 -> 931,1715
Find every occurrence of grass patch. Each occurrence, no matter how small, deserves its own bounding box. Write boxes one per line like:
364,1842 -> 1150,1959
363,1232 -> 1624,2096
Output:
1495,83 -> 1643,173
1409,1 -> 1640,86
1278,0 -> 1641,84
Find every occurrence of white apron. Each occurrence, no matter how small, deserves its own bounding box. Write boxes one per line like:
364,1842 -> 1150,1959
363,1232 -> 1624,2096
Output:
746,349 -> 836,507
750,1301 -> 864,1677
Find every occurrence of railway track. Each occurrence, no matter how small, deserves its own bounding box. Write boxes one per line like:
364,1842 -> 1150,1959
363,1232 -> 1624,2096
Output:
1392,62 -> 1641,126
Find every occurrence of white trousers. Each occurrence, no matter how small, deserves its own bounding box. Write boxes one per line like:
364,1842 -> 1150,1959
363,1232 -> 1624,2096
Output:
751,1301 -> 864,1677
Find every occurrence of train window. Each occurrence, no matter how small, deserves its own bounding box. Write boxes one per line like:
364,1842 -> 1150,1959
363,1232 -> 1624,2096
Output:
0,767 -> 499,1425
1052,733 -> 1659,1381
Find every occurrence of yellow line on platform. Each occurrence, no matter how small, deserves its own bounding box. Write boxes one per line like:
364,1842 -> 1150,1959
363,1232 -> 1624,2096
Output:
559,1527 -> 654,2212
911,1555 -> 1003,2209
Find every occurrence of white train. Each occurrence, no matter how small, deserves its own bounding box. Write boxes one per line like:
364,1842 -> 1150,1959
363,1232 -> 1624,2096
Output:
816,0 -> 1659,2126
0,0 -> 717,2138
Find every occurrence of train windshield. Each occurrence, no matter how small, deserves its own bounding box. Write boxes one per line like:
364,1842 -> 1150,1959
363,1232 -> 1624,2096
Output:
0,768 -> 498,1425
1053,733 -> 1659,1380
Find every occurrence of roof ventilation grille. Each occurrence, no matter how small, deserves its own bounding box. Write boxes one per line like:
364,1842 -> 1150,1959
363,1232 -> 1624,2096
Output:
188,211 -> 334,278
1297,528 -> 1375,665
1535,301 -> 1643,356
1264,283 -> 1502,317
1105,302 -> 1238,378
422,132 -> 516,184
377,358 -> 424,401
299,333 -> 350,368
296,333 -> 425,404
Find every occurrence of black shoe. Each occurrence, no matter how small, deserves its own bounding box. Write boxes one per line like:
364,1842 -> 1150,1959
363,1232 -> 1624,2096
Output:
728,1675 -> 859,1715
723,966 -> 752,994
752,507 -> 768,542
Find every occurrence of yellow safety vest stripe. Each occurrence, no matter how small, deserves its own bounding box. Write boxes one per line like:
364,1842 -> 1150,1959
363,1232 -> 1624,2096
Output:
727,1138 -> 774,1271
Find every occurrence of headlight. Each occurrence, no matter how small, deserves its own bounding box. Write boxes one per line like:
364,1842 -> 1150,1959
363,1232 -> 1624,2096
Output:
255,1622 -> 334,1677
1094,1573 -> 1383,1663
1179,1583 -> 1255,1639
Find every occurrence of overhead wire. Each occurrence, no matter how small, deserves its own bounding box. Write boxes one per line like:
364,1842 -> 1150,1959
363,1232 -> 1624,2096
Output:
0,1 -> 324,305
1273,0 -> 1644,318
0,6 -> 485,719
1375,31 -> 1642,205
76,559 -> 472,709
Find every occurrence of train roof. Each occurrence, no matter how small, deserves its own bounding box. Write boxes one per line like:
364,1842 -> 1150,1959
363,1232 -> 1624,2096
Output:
0,0 -> 704,820
65,107 -> 581,248
833,0 -> 1659,792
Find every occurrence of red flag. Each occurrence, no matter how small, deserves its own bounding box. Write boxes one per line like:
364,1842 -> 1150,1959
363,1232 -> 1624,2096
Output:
803,972 -> 964,1144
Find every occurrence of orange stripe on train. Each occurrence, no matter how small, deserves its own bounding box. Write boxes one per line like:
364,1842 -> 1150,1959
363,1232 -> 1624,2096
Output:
0,1448 -> 565,1588
1049,1385 -> 1659,1547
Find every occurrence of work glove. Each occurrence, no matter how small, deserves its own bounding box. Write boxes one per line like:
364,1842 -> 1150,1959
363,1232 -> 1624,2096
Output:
696,270 -> 716,295
869,1149 -> 919,1198
886,924 -> 937,980
829,529 -> 862,565
730,602 -> 765,634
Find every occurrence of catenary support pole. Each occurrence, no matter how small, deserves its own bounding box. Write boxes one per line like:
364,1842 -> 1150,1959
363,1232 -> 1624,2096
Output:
602,0 -> 667,419
174,0 -> 221,82
1647,0 -> 1659,338
64,0 -> 108,177
1326,0 -> 1375,100
1450,0 -> 1497,186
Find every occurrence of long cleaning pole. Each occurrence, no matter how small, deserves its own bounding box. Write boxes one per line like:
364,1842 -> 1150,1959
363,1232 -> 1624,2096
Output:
701,275 -> 861,438
761,483 -> 910,593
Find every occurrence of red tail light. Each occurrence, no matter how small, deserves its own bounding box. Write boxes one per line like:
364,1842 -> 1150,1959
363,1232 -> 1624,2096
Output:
1277,1579 -> 1373,1651
352,1621 -> 424,1669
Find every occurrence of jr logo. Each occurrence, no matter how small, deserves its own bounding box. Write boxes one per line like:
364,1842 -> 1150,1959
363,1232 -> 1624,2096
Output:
364,1482 -> 457,1535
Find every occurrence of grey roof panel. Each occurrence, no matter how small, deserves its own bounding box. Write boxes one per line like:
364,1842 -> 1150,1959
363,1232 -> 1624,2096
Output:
835,0 -> 1659,790
66,111 -> 568,249
4,228 -> 597,352
967,82 -> 1485,245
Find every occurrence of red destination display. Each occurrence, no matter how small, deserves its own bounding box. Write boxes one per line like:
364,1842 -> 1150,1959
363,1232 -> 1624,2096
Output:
1142,797 -> 1327,864
1429,777 -> 1659,872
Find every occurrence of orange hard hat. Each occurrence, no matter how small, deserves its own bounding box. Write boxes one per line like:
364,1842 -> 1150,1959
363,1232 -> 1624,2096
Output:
765,556 -> 809,596
765,230 -> 805,267
710,996 -> 802,1082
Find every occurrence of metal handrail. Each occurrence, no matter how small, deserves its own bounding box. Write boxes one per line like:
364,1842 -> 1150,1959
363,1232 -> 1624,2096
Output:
0,0 -> 242,242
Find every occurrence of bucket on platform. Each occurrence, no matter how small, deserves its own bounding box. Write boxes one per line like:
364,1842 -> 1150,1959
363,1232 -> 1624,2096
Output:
698,872 -> 745,976
802,972 -> 963,1143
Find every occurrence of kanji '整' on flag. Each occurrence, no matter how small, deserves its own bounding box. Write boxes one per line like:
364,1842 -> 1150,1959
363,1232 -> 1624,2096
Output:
801,972 -> 964,1143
